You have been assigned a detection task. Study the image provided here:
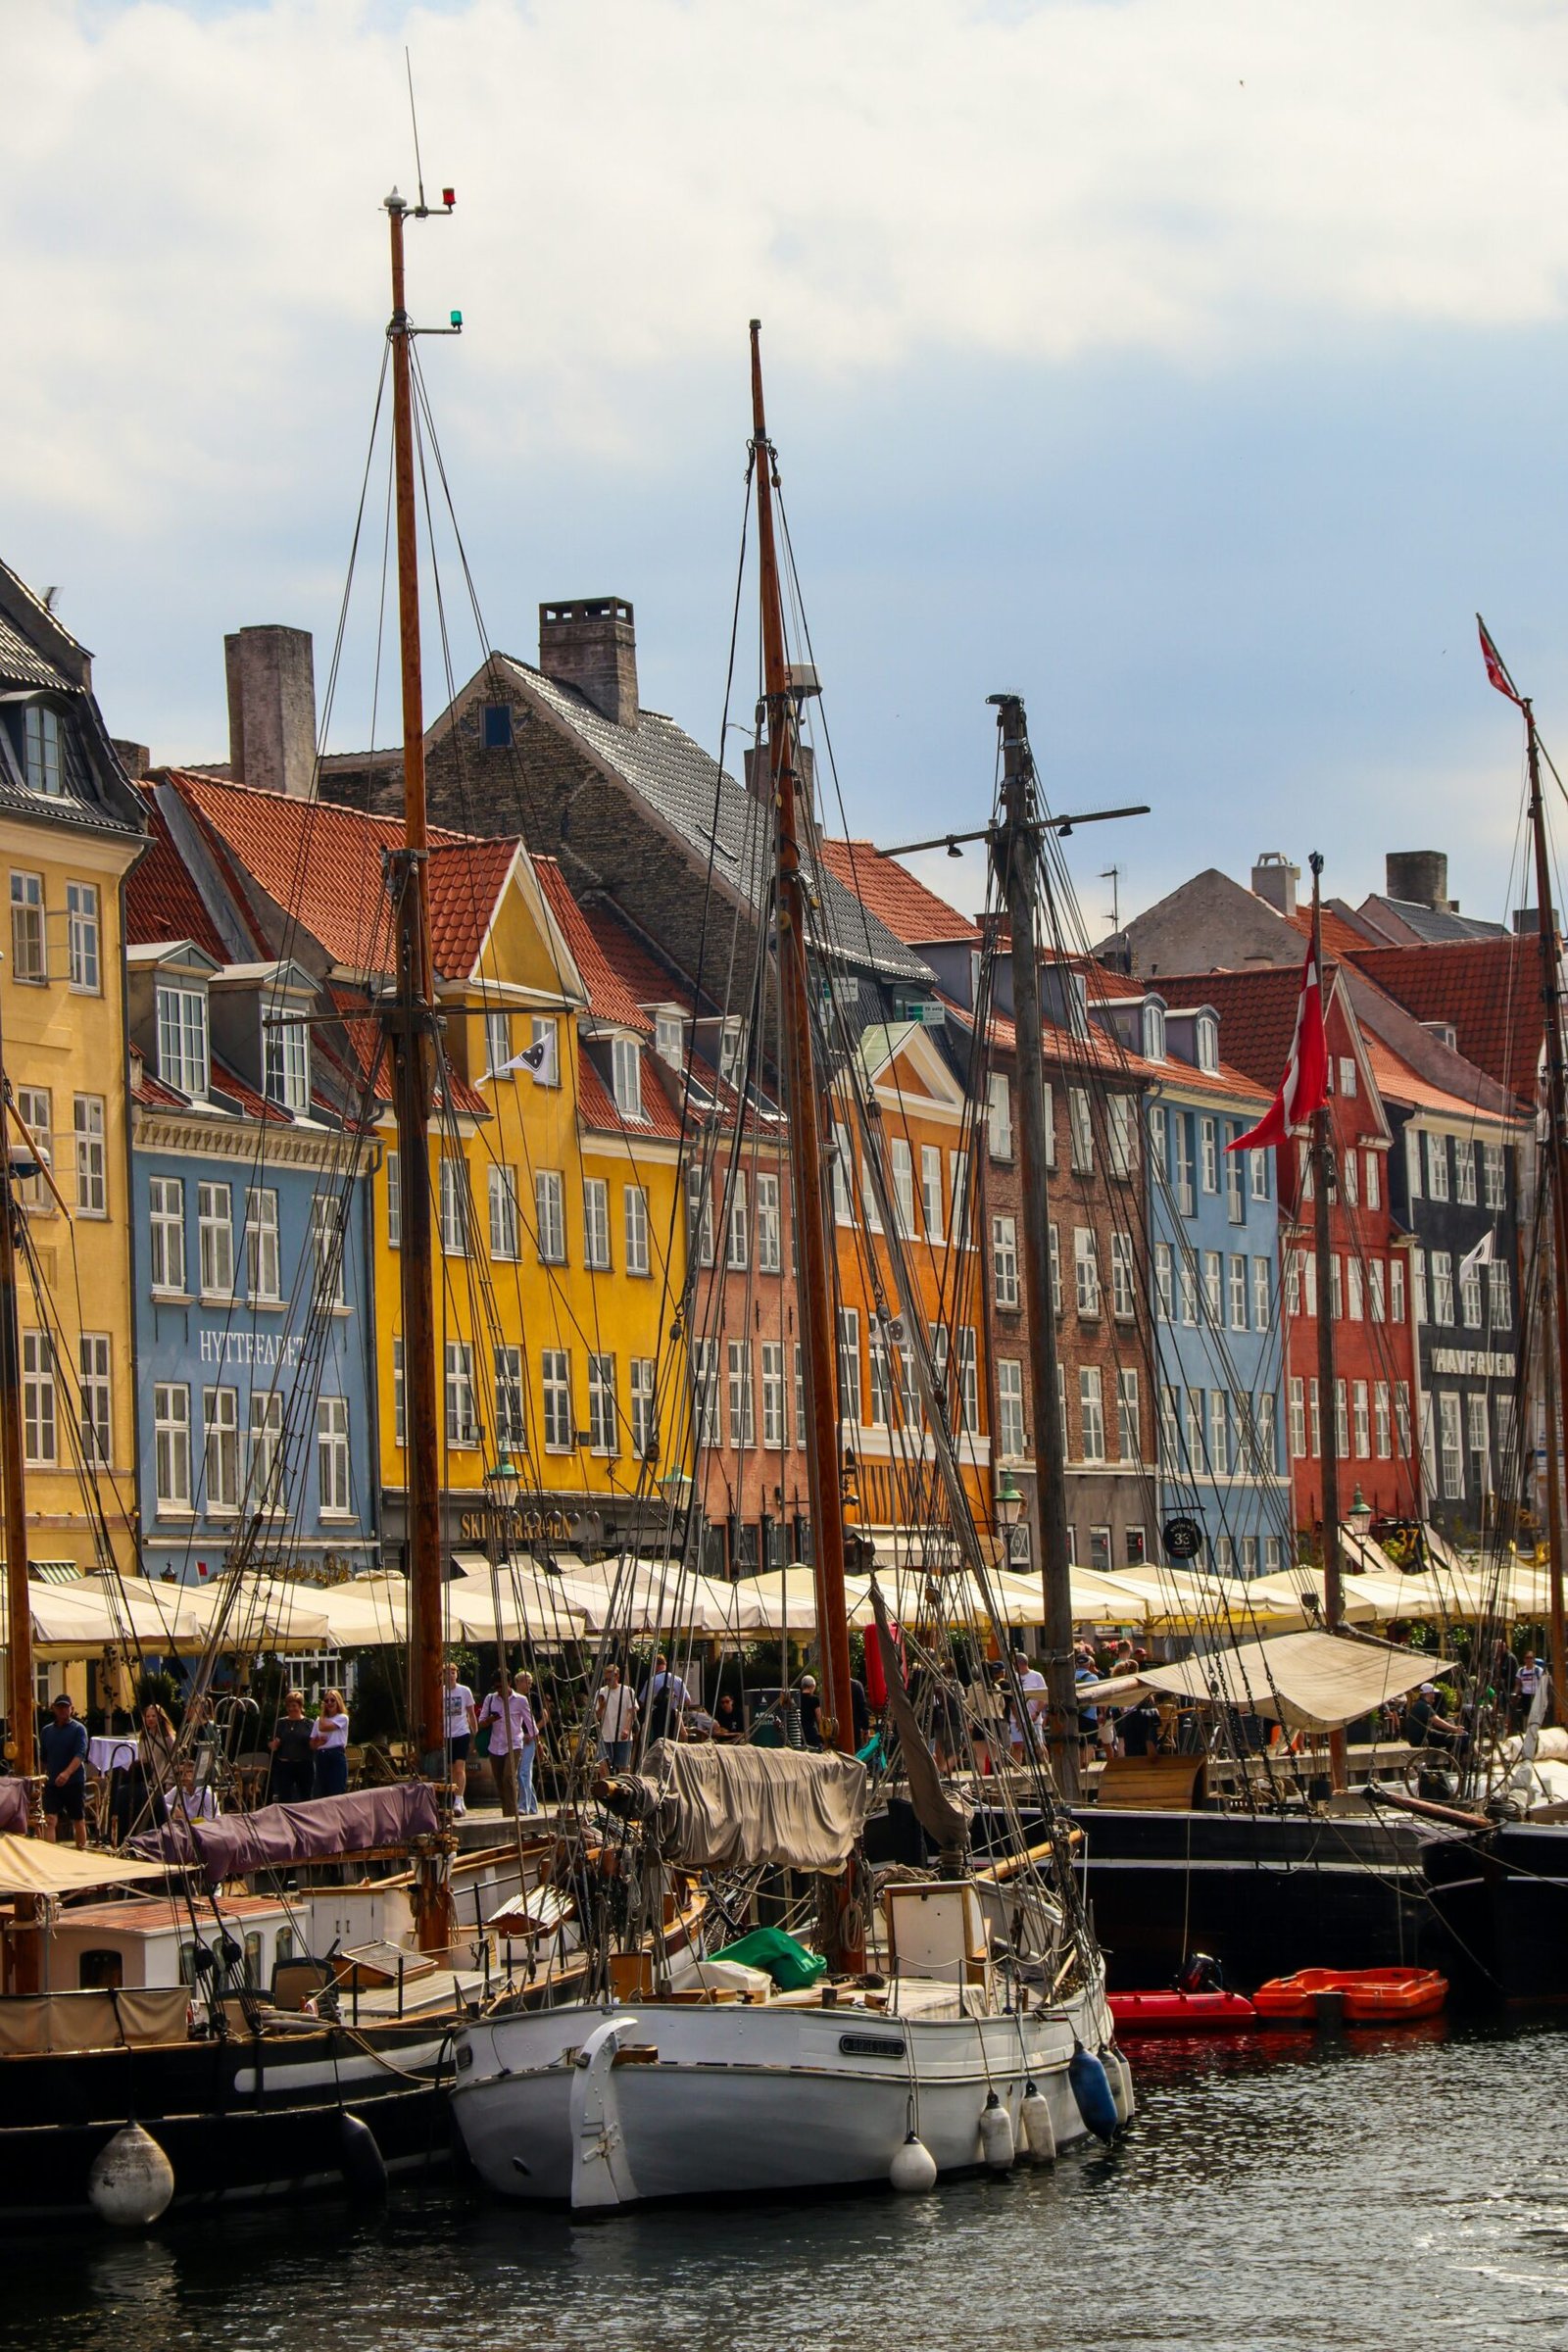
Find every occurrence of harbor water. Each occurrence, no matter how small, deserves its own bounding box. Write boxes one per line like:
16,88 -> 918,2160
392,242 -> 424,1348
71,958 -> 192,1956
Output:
6,2018 -> 1564,2351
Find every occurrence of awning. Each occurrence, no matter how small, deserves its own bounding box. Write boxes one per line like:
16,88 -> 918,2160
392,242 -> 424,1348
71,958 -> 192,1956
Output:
0,1834 -> 170,1898
1087,1630 -> 1445,1733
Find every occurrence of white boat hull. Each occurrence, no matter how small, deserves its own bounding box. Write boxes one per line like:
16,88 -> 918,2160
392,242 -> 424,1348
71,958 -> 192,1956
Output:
451,1976 -> 1118,2207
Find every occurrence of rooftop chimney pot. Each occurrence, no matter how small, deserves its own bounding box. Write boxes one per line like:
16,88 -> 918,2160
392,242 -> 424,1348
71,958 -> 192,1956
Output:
538,597 -> 639,729
1385,849 -> 1451,912
1250,851 -> 1298,918
224,625 -> 317,799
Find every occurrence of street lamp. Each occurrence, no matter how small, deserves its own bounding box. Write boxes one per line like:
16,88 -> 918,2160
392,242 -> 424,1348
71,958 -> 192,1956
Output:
1345,1485 -> 1374,1544
485,1453 -> 522,1516
995,1466 -> 1026,1533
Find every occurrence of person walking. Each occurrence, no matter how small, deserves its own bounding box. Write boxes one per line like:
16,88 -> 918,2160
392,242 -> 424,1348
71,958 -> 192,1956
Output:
642,1653 -> 689,1742
443,1661 -> 477,1815
596,1664 -> 638,1770
513,1672 -> 541,1815
268,1689 -> 315,1804
310,1689 -> 351,1798
477,1670 -> 530,1818
40,1693 -> 88,1849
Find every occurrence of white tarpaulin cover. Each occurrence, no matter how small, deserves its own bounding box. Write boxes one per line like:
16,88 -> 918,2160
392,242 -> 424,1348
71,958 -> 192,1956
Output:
0,1833 -> 169,1898
635,1738 -> 868,1872
1128,1631 -> 1443,1732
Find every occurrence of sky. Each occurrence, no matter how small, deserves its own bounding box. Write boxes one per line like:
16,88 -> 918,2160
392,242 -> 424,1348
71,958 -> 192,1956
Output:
8,0 -> 1568,938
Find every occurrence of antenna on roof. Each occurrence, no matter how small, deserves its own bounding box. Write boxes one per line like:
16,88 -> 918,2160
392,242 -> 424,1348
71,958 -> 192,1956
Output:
1101,863 -> 1121,932
405,47 -> 426,214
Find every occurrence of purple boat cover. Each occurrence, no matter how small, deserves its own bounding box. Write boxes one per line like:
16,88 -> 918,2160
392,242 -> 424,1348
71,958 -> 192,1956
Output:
132,1784 -> 440,1888
0,1782 -> 28,1834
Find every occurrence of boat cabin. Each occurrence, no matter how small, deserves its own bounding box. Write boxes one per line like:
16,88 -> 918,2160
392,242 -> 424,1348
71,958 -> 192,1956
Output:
48,1892 -> 296,1995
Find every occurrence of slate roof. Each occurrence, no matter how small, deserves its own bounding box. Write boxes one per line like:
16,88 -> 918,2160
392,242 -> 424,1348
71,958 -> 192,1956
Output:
816,839 -> 981,945
0,612 -> 69,694
497,657 -> 929,983
1347,937 -> 1541,1110
1355,893 -> 1507,946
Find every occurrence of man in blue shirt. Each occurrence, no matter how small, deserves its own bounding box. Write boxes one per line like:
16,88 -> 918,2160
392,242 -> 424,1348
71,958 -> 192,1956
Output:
40,1693 -> 89,1848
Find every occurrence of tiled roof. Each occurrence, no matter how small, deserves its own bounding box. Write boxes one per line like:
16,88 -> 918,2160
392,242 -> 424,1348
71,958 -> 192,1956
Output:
1149,964 -> 1332,1093
533,858 -> 650,1031
581,897 -> 699,1016
1346,938 -> 1541,1110
816,840 -> 981,945
0,612 -> 69,693
498,657 -> 929,983
1287,904 -> 1381,961
426,838 -> 520,979
126,790 -> 231,960
1356,893 -> 1507,946
1359,1034 -> 1499,1123
577,1053 -> 684,1143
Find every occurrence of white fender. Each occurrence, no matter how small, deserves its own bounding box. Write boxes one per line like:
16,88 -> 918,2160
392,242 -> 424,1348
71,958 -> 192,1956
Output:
568,2014 -> 643,2210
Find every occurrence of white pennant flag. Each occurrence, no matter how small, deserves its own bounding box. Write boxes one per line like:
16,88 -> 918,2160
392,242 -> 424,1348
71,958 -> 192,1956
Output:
1459,1230 -> 1496,1280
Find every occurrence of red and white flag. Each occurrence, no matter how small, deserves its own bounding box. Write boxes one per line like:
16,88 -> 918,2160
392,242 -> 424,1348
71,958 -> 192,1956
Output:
1226,942 -> 1329,1154
1477,614 -> 1522,706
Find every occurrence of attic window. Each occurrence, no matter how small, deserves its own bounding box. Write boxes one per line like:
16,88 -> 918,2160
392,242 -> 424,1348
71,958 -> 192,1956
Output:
1196,1014 -> 1219,1073
24,705 -> 63,797
611,1035 -> 644,1121
655,1011 -> 684,1070
1142,1003 -> 1166,1062
482,703 -> 514,750
718,1018 -> 746,1086
264,1014 -> 311,1115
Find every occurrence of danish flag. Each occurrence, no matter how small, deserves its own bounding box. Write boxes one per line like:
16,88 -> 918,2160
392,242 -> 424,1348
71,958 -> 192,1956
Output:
1226,941 -> 1329,1154
1478,614 -> 1523,706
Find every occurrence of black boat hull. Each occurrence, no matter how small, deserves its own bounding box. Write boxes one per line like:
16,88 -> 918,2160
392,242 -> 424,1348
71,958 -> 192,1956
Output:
1421,1822 -> 1568,2003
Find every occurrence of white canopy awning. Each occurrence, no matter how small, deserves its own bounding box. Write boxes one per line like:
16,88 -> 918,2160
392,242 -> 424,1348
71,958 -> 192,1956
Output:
0,1833 -> 171,1898
1093,1630 -> 1444,1733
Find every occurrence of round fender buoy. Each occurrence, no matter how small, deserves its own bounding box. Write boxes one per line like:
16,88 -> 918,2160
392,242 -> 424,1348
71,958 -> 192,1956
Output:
1109,2046 -> 1137,2125
979,2089 -> 1015,2172
889,2132 -> 938,2193
1020,2081 -> 1056,2165
338,2110 -> 388,2202
87,2124 -> 175,2229
1067,2041 -> 1119,2143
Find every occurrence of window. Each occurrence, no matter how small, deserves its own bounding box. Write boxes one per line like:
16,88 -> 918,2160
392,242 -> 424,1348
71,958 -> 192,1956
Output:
1454,1141 -> 1477,1206
318,1396 -> 352,1515
589,1354 -> 619,1454
1431,1250 -> 1455,1327
1411,1250 -> 1428,1325
203,1388 -> 239,1512
956,1328 -> 979,1434
1289,1378 -> 1306,1460
859,1144 -> 882,1233
794,1345 -> 806,1449
611,1036 -> 644,1121
1250,1148 -> 1269,1201
754,1171 -> 781,1272
1229,1253 -> 1248,1330
832,1122 -> 855,1225
65,1092 -> 106,1218
727,1172 -> 749,1270
687,1164 -> 714,1265
264,1016 -> 310,1114
920,1146 -> 943,1242
1117,1368 -> 1141,1463
392,1339 -> 406,1451
482,701 -> 514,749
1080,1367 -> 1105,1462
1330,1254 -> 1343,1320
444,1344 -> 478,1447
837,1310 -> 862,1426
1347,1259 -> 1364,1321
386,1152 -> 401,1248
1108,1095 -> 1134,1179
1439,1393 -> 1463,1499
1200,1117 -> 1219,1194
1460,1257 -> 1483,1330
440,1157 -> 471,1256
692,1342 -> 719,1446
1342,1151 -> 1357,1208
1179,1255 -> 1198,1326
1405,1124 -> 1423,1200
154,1384 -> 191,1509
631,1357 -> 658,1457
1467,1393 -> 1490,1488
1369,1259 -> 1386,1322
1335,1378 -> 1349,1458
1050,1223 -> 1062,1313
1258,1394 -> 1279,1475
1363,1151 -> 1380,1210
484,1007 -> 512,1079
528,1015 -> 560,1087
196,1182 -> 232,1297
1497,1394 -> 1518,1482
1068,1088 -> 1093,1172
1148,1104 -> 1168,1180
245,1188 -> 280,1302
1143,1002 -> 1166,1060
582,1178 -> 612,1271
997,1359 -> 1025,1458
1112,1231 -> 1135,1319
1173,1117 -> 1195,1214
1155,1242 -> 1174,1320
1208,1390 -> 1229,1478
726,1342 -> 754,1448
1396,1382 -> 1412,1458
1483,1143 -> 1507,1210
718,1018 -> 746,1087
1202,1250 -> 1222,1323
1299,1140 -> 1314,1202
1185,1388 -> 1205,1472
890,1138 -> 915,1236
760,1342 -> 786,1449
485,1165 -> 519,1261
1391,1258 -> 1406,1324
1352,1380 -> 1370,1459
1490,1259 -> 1513,1330
494,1345 -> 525,1451
10,872 -> 45,983
1309,1378 -> 1322,1459
1197,1014 -> 1219,1073
868,1335 -> 895,1430
993,1214 -> 1019,1309
1160,1386 -> 1181,1470
1340,1056 -> 1356,1097
1225,1138 -> 1245,1223
1375,1382 -> 1392,1458
149,1176 -> 185,1293
310,1195 -> 345,1307
535,1170 -> 565,1264
78,1334 -> 111,1465
989,1073 -> 1013,1160
624,1183 -> 650,1276
1252,1256 -> 1271,1330
1426,1132 -> 1449,1201
1286,1249 -> 1301,1315
67,881 -> 100,993
24,705 -> 62,795
950,1147 -> 971,1246
247,1389 -> 283,1508
1074,1227 -> 1100,1316
655,1011 -> 684,1069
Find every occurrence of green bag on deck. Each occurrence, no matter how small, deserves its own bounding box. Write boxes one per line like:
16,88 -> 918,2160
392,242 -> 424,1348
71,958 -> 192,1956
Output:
710,1927 -> 827,1991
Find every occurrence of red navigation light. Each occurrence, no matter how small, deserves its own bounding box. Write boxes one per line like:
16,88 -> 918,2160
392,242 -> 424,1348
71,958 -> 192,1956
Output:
443,187 -> 456,208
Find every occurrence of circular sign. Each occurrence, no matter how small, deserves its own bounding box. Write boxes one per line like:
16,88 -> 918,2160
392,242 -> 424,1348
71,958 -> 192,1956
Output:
1162,1515 -> 1203,1562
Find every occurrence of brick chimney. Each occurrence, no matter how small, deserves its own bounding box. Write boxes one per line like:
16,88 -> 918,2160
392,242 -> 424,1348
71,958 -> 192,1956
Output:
1386,850 -> 1452,912
1250,852 -> 1298,918
110,739 -> 151,780
224,624 -> 317,798
538,598 -> 638,729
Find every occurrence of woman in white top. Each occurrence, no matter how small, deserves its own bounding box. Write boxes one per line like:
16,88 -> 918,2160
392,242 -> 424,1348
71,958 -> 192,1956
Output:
596,1666 -> 638,1771
310,1689 -> 350,1798
443,1661 -> 477,1814
476,1672 -> 535,1819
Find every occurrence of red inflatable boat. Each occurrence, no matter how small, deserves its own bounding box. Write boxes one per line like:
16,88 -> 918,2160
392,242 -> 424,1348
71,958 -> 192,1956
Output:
1108,1989 -> 1259,2034
1251,1968 -> 1448,2024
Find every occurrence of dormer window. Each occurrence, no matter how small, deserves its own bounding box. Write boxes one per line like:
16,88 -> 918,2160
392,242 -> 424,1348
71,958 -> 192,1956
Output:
264,1014 -> 310,1114
24,706 -> 62,797
1196,1014 -> 1219,1074
611,1036 -> 644,1121
157,983 -> 209,1099
1142,1002 -> 1166,1061
655,1011 -> 684,1070
718,1018 -> 746,1086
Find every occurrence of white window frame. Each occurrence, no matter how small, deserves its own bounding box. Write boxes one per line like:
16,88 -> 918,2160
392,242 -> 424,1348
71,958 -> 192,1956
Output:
444,1343 -> 478,1449
535,1169 -> 566,1265
993,1214 -> 1019,1310
997,1358 -> 1025,1459
78,1332 -> 112,1466
624,1183 -> 651,1276
198,1181 -> 233,1298
582,1177 -> 612,1271
542,1348 -> 573,1451
202,1385 -> 240,1514
318,1396 -> 352,1516
611,1035 -> 645,1121
154,1382 -> 191,1509
149,1176 -> 186,1295
67,880 -> 100,993
244,1187 -> 281,1303
588,1352 -> 619,1455
488,1165 -> 520,1261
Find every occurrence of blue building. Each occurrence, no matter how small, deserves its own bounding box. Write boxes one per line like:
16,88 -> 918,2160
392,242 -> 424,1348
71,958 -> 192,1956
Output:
125,819 -> 377,1591
1108,989 -> 1293,1580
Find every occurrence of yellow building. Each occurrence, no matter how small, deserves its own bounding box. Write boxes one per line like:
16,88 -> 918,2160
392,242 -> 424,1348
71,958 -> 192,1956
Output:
0,562 -> 146,1580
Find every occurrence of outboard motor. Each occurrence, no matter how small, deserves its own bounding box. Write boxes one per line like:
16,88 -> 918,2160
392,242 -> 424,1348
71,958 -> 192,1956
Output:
1175,1951 -> 1222,1994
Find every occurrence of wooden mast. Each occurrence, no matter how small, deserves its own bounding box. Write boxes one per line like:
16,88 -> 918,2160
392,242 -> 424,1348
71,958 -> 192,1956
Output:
991,697 -> 1079,1800
1308,853 -> 1348,1793
384,185 -> 455,1949
1524,701 -> 1568,1711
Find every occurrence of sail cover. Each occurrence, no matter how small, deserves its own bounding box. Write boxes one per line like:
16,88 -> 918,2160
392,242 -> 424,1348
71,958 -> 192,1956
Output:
132,1784 -> 440,1888
1095,1630 -> 1446,1733
635,1740 -> 867,1873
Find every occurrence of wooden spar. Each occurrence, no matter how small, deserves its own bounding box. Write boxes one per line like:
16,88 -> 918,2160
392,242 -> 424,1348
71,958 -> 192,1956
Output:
748,325 -> 860,1968
0,994 -> 39,1990
1524,702 -> 1568,1713
384,187 -> 453,1950
1308,854 -> 1348,1794
990,697 -> 1079,1801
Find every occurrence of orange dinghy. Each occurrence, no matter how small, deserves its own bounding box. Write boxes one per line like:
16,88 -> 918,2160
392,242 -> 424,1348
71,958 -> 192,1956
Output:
1252,1968 -> 1448,2024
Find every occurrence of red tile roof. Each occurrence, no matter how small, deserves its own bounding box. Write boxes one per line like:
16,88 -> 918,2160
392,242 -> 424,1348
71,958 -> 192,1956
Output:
1359,1033 -> 1496,1123
427,839 -> 522,979
126,791 -> 234,961
1346,938 -> 1541,1110
1150,965 -> 1322,1093
577,1054 -> 683,1142
533,858 -> 651,1031
579,897 -> 696,1016
1288,905 -> 1378,961
816,840 -> 981,945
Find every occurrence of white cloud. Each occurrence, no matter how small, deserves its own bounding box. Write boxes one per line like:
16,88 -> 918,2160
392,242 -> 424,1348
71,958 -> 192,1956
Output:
7,0 -> 1568,524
